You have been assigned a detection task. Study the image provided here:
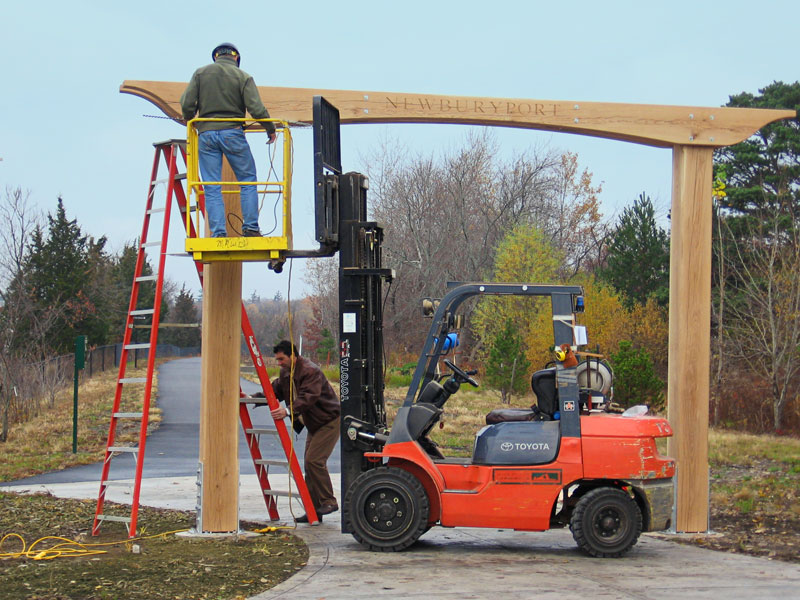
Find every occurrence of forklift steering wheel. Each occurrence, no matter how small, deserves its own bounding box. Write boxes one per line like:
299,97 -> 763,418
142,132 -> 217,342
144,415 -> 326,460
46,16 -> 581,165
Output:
444,360 -> 479,387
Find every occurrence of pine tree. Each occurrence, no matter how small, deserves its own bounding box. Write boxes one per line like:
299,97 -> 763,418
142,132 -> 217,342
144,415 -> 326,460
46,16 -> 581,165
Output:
109,241 -> 166,341
485,318 -> 530,404
599,193 -> 669,308
22,198 -> 112,352
161,285 -> 201,348
610,341 -> 664,410
714,81 -> 800,221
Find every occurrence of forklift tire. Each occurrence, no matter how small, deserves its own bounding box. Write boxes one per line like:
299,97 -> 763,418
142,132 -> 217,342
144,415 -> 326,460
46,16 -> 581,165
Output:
344,466 -> 430,552
570,487 -> 642,558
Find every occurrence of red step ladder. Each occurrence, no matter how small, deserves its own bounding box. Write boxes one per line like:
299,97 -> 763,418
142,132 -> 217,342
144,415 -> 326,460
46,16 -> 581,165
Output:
92,140 -> 318,537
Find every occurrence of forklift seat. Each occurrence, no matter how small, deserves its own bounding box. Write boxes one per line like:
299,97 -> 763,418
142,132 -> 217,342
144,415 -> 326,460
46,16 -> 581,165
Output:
530,368 -> 557,418
484,368 -> 559,425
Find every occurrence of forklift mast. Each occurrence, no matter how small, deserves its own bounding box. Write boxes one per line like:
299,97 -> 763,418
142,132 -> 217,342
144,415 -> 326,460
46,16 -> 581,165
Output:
308,97 -> 393,502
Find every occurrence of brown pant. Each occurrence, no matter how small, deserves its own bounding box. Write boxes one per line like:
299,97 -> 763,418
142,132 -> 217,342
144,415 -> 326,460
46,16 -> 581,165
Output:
304,417 -> 339,509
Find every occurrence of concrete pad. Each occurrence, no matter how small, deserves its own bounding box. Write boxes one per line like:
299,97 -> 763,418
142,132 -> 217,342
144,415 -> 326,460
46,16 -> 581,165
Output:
4,474 -> 799,600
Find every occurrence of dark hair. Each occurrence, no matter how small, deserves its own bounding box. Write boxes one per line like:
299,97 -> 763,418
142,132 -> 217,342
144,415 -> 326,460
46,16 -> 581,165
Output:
273,340 -> 298,357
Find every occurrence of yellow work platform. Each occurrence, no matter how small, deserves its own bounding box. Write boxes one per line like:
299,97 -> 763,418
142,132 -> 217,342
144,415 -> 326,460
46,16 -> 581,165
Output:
184,117 -> 293,264
186,236 -> 288,262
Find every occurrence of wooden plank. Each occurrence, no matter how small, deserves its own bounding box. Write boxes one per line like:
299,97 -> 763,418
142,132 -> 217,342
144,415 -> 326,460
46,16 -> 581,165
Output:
121,80 -> 794,148
198,160 -> 242,532
667,145 -> 713,532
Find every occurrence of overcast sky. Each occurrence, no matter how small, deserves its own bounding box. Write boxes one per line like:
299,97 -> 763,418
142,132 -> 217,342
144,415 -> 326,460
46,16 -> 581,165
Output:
2,0 -> 797,300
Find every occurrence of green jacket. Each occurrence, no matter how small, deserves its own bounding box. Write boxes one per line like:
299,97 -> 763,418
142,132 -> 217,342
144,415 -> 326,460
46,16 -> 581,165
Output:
180,55 -> 276,135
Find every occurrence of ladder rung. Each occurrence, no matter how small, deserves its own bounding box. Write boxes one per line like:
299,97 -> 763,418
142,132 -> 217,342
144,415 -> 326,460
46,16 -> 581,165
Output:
135,275 -> 158,282
102,481 -> 134,491
255,459 -> 290,467
119,378 -> 147,385
245,428 -> 279,436
263,490 -> 292,498
141,241 -> 162,248
113,412 -> 143,418
153,173 -> 186,184
108,446 -> 138,453
96,514 -> 132,523
241,397 -> 269,405
124,344 -> 150,350
147,207 -> 166,214
130,309 -> 154,316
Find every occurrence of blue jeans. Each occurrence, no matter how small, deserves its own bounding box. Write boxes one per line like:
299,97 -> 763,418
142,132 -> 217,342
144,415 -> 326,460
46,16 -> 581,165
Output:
197,128 -> 260,237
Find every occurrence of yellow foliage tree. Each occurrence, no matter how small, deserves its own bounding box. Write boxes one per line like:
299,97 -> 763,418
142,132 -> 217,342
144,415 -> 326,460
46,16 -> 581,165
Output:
522,275 -> 667,372
472,225 -> 561,353
628,297 -> 669,377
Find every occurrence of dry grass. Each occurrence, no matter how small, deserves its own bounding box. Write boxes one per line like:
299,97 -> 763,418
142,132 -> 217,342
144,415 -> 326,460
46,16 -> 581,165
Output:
0,363 -> 162,482
709,429 -> 800,467
385,386 -> 531,457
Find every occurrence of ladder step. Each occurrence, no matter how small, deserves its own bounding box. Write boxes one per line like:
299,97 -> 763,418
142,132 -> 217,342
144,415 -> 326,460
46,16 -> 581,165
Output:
130,309 -> 155,316
124,344 -> 150,350
255,459 -> 290,467
141,241 -> 162,248
135,274 -> 158,282
245,428 -> 279,436
240,397 -> 269,405
263,490 -> 293,498
113,412 -> 143,418
108,446 -> 138,453
147,207 -> 166,214
102,481 -> 134,491
153,173 -> 186,184
96,514 -> 132,523
119,377 -> 147,384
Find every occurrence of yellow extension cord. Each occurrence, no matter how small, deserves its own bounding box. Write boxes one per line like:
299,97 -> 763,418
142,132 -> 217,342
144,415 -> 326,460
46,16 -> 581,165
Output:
0,529 -> 188,561
0,523 -> 299,561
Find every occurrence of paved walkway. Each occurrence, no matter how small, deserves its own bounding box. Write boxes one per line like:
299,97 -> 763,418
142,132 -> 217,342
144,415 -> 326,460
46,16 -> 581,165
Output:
3,358 -> 798,599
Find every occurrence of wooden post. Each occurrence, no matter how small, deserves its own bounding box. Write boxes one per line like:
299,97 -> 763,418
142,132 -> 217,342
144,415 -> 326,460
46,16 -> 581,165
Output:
198,161 -> 242,532
667,145 -> 713,532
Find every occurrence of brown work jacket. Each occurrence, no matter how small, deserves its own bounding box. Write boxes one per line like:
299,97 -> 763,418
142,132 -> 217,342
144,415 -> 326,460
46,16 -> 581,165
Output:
272,357 -> 340,434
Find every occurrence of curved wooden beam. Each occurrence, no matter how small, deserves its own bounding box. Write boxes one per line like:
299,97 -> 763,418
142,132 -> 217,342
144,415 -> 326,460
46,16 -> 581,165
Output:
122,80 -> 794,148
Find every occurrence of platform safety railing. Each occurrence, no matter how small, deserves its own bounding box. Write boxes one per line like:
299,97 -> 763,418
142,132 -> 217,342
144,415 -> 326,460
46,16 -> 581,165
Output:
184,118 -> 292,261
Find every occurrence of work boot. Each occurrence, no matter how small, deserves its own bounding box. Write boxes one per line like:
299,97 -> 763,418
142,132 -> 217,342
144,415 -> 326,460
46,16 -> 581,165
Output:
243,228 -> 262,237
317,504 -> 339,516
295,513 -> 320,524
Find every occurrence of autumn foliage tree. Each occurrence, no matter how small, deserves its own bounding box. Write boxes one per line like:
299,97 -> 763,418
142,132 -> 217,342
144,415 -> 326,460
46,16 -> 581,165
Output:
368,133 -> 606,358
472,225 -> 561,358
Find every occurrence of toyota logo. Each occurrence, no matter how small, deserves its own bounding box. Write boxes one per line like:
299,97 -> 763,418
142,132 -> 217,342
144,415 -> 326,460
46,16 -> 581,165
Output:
500,442 -> 514,452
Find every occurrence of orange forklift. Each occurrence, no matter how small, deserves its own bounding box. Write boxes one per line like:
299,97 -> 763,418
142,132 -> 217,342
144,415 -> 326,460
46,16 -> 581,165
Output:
339,283 -> 674,557
309,98 -> 674,557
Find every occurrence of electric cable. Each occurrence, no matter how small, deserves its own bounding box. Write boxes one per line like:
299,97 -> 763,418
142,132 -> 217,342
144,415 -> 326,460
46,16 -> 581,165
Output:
381,278 -> 394,393
285,257 -> 303,526
0,528 -> 188,561
218,121 -> 287,237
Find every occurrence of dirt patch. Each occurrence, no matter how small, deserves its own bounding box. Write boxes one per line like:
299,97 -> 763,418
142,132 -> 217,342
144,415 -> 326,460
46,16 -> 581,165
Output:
683,511 -> 800,562
0,492 -> 308,600
674,458 -> 800,563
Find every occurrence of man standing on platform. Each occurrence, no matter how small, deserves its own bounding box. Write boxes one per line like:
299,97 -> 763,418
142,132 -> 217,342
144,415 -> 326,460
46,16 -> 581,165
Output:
270,340 -> 340,522
180,42 -> 277,238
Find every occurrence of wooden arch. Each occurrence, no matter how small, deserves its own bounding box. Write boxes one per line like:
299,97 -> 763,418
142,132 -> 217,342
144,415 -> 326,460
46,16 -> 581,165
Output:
123,80 -> 793,533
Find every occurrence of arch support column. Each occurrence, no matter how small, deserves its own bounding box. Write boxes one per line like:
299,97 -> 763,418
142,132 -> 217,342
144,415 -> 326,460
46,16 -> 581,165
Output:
667,145 -> 713,532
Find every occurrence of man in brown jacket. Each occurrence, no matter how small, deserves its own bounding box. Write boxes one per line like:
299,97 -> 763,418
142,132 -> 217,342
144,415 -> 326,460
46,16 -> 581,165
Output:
270,340 -> 340,522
